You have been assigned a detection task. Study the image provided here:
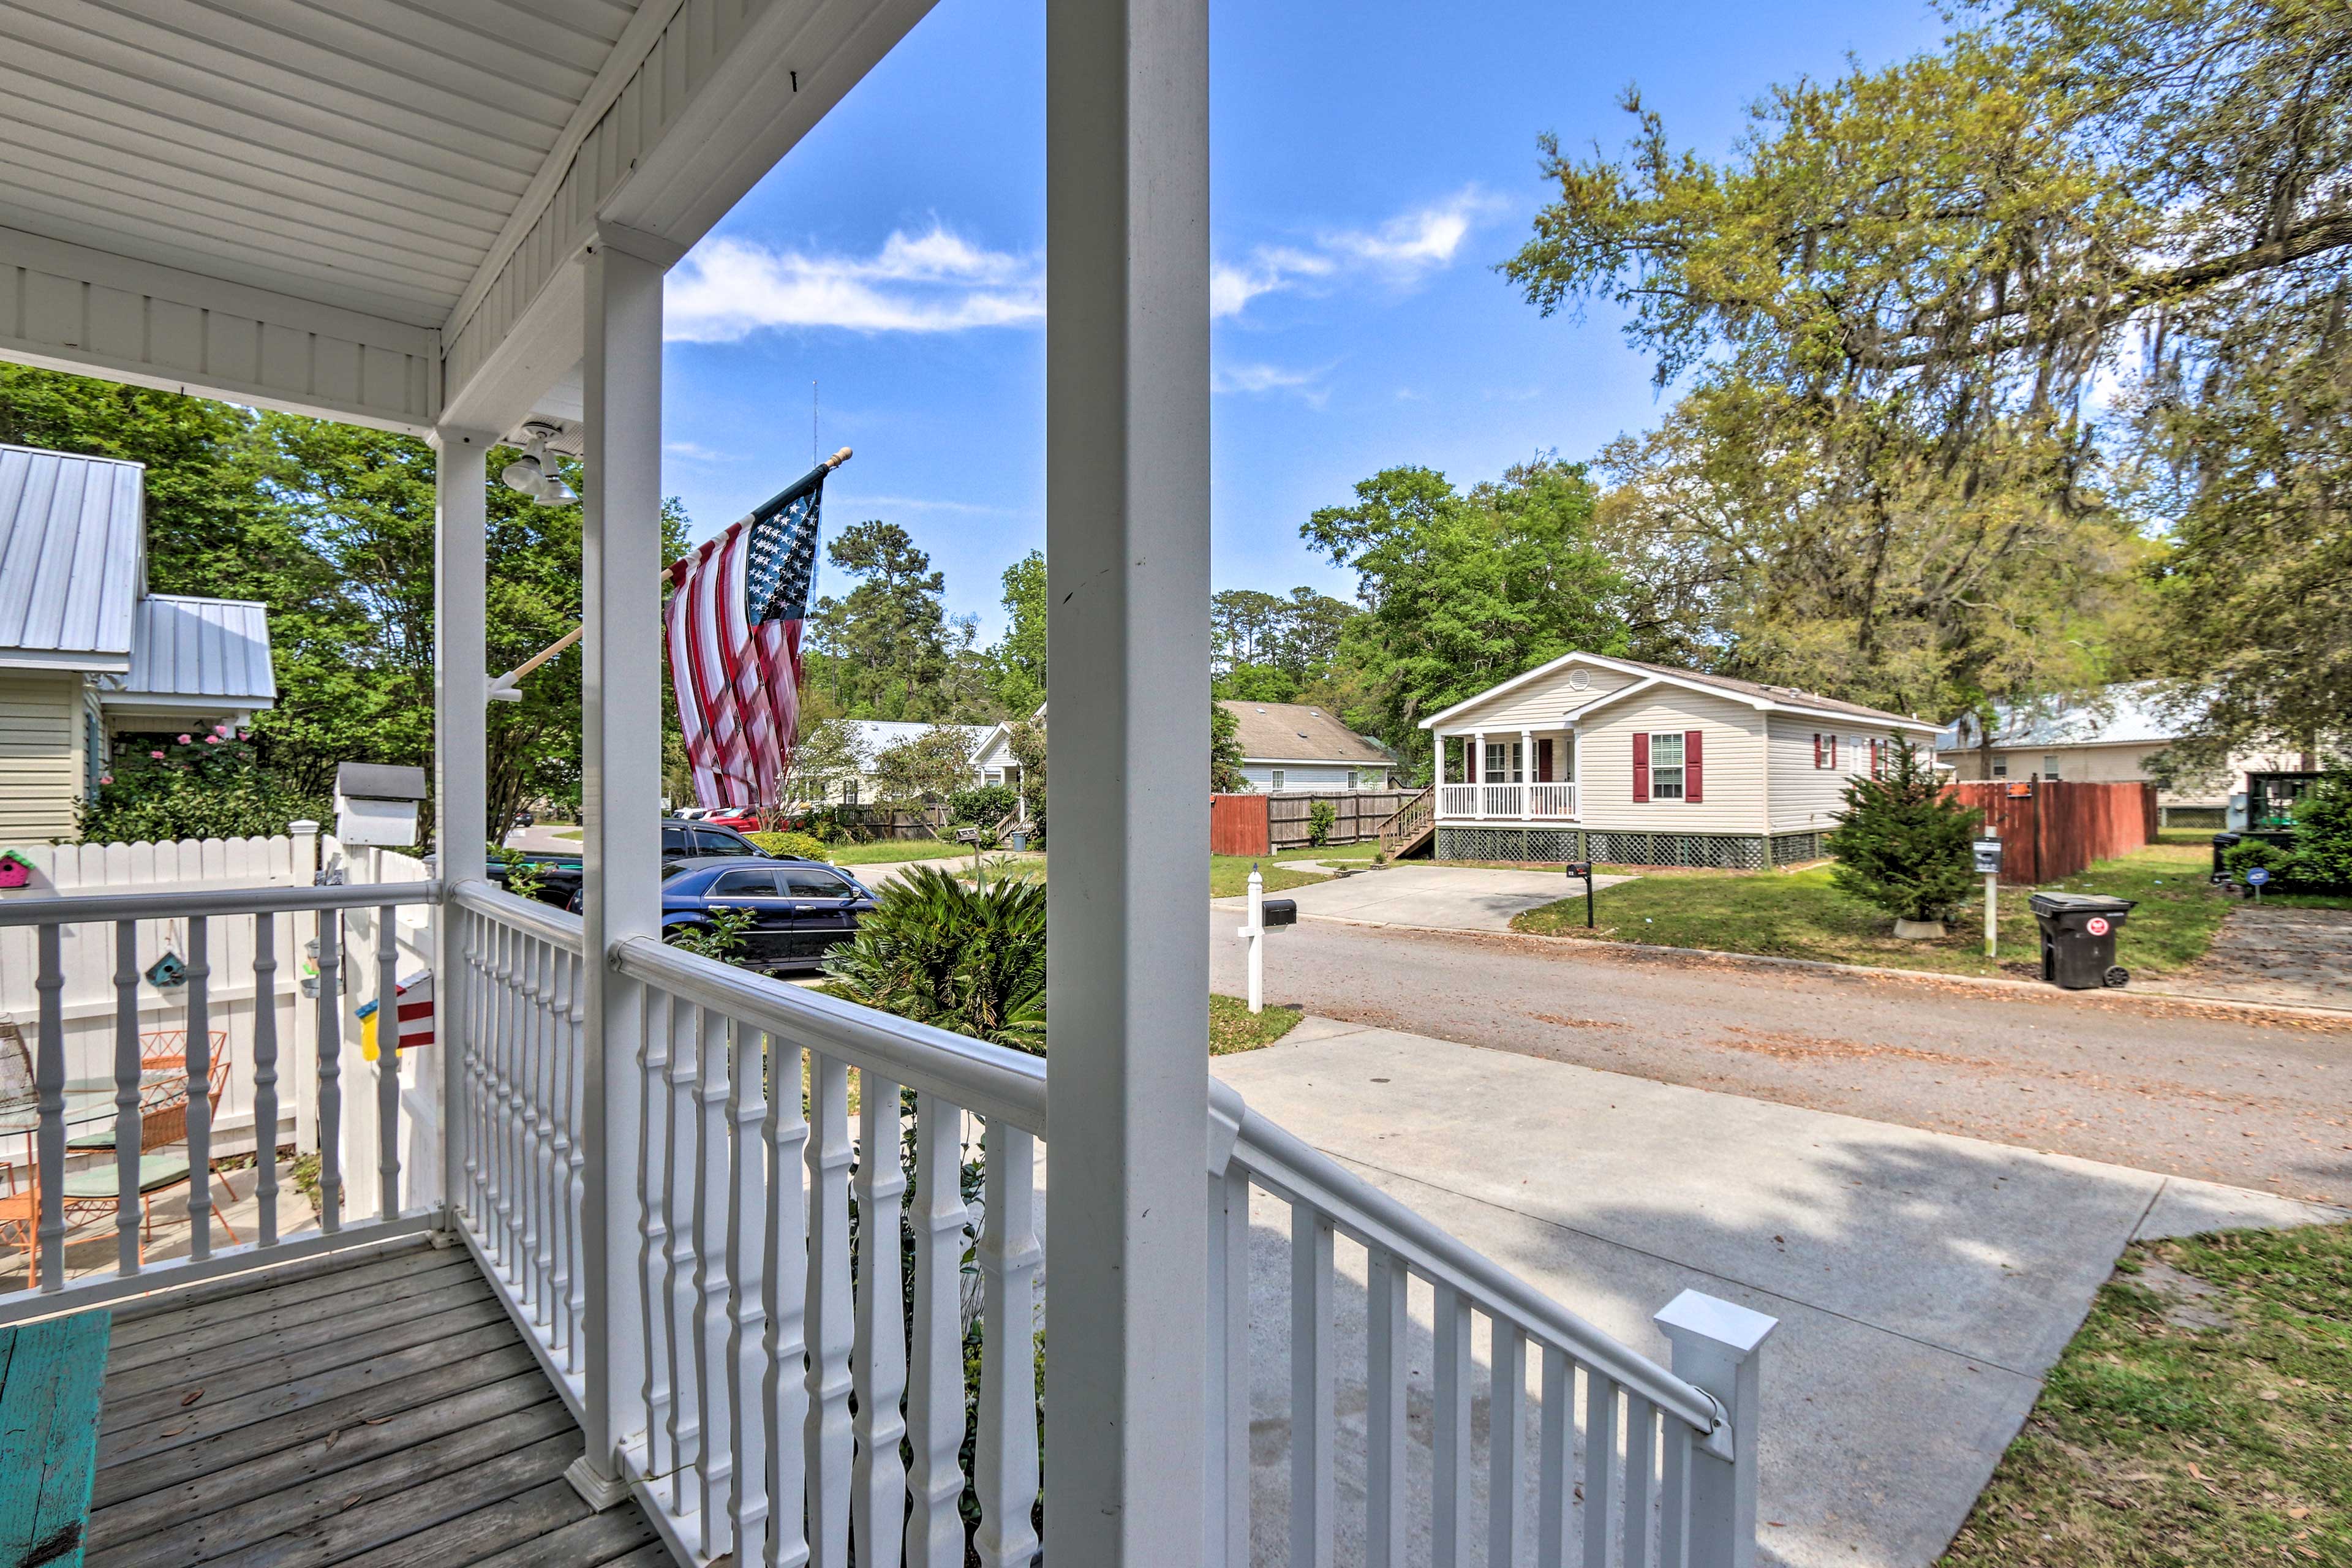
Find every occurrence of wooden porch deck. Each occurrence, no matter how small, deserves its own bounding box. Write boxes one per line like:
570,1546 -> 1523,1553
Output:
80,1235 -> 666,1568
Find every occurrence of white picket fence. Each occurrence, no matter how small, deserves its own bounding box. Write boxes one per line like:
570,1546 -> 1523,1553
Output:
0,827 -> 435,1191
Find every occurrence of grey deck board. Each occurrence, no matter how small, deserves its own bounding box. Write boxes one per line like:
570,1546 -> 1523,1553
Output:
78,1240 -> 664,1567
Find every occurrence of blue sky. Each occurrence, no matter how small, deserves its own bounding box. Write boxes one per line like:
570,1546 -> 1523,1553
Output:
660,0 -> 1954,642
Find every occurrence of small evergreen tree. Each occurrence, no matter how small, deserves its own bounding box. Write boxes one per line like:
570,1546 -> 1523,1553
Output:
1210,703 -> 1248,792
1824,737 -> 1981,924
2289,766 -> 2352,888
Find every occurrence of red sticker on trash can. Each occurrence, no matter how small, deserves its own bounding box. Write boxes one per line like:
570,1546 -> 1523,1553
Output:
2086,916 -> 2110,936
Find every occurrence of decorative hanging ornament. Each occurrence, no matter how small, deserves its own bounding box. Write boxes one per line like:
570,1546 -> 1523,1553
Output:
145,952 -> 187,990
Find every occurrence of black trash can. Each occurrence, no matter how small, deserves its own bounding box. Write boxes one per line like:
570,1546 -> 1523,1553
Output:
2211,831 -> 2240,879
2028,891 -> 2138,989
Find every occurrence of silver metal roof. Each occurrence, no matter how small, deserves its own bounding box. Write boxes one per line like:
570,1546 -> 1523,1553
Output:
117,594 -> 277,708
0,442 -> 143,668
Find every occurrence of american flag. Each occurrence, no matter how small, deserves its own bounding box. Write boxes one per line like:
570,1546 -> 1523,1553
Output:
665,470 -> 826,809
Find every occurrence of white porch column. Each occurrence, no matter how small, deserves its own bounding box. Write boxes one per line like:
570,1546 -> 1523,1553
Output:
1044,0 -> 1211,1559
571,227 -> 670,1507
431,426 -> 492,1221
1520,727 -> 1534,817
1474,731 -> 1487,802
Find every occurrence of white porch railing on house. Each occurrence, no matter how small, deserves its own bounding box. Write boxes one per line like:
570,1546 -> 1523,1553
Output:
0,880 -> 443,1316
1438,782 -> 1581,821
0,874 -> 1774,1567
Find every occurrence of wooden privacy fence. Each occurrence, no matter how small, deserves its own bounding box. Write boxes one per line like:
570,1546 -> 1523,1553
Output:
1211,790 -> 1417,856
1948,780 -> 2158,886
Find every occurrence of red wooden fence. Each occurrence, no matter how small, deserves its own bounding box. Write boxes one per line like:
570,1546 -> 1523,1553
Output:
1210,793 -> 1271,857
1947,780 -> 2158,886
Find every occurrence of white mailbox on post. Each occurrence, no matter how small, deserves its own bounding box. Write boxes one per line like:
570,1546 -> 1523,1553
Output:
335,761 -> 428,848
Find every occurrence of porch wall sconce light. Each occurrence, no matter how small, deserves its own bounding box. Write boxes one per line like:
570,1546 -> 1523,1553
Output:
500,421 -> 578,505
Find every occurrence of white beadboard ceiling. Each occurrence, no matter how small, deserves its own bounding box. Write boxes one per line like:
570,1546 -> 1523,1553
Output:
0,0 -> 643,330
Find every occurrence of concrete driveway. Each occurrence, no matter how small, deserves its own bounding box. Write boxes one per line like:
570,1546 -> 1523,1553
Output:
1214,862 -> 1632,934
1214,1020 -> 2343,1567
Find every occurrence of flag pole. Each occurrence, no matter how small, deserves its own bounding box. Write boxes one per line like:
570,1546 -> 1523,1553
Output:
487,446 -> 853,703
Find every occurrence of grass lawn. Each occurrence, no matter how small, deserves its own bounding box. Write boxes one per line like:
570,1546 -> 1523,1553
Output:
1510,840 -> 2231,980
1209,995 -> 1303,1054
1210,856 -> 1330,898
1272,841 -> 1382,864
817,837 -> 974,865
1941,1224 -> 2352,1567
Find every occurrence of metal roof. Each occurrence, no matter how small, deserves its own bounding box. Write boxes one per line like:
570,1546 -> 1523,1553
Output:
0,442 -> 143,667
841,721 -> 995,761
1936,682 -> 2195,753
117,594 -> 277,707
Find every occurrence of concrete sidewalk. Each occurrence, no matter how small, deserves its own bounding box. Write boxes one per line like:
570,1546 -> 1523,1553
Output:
1212,1017 -> 2344,1567
1212,862 -> 1634,933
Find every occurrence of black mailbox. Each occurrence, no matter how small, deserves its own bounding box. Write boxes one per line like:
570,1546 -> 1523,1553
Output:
1261,898 -> 1298,930
1564,861 -> 1593,880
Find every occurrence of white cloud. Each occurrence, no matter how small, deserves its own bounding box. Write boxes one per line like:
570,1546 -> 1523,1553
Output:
1213,361 -> 1332,407
835,493 -> 1025,518
1211,187 -> 1501,319
665,227 -> 1044,341
665,440 -> 725,460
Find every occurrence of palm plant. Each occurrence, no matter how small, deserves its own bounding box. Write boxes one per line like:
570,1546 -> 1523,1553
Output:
821,866 -> 1046,1052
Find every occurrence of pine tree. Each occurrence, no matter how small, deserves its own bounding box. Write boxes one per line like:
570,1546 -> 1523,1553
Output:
1824,738 -> 1982,924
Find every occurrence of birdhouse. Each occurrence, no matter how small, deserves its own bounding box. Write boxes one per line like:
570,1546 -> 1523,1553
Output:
335,762 -> 429,848
0,851 -> 34,890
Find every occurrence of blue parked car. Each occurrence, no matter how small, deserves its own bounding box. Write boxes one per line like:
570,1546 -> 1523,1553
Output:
661,856 -> 878,973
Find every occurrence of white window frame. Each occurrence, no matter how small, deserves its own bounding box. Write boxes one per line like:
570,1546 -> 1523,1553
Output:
1270,769 -> 1285,792
1346,769 -> 1359,790
1649,731 -> 1686,802
2043,754 -> 2061,780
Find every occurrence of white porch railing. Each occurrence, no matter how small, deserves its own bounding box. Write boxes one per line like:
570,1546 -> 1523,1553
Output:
1438,781 -> 1581,820
1531,781 -> 1580,819
449,880 -> 1769,1568
0,881 -> 443,1320
1,875 -> 1774,1567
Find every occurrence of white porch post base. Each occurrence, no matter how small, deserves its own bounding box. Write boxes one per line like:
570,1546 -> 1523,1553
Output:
1656,1290 -> 1779,1568
565,1452 -> 633,1513
1042,0 -> 1212,1558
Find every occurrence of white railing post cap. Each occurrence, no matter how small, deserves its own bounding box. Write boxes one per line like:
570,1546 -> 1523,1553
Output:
1655,1289 -> 1778,1360
290,820 -> 320,834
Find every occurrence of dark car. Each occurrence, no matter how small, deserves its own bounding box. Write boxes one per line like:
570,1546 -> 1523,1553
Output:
661,857 -> 876,971
489,820 -> 779,909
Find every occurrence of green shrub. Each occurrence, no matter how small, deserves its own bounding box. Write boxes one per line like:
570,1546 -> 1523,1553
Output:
1823,737 -> 1981,922
746,829 -> 827,860
666,905 -> 758,965
822,865 -> 1046,1052
949,784 -> 1019,827
77,727 -> 328,843
2287,769 -> 2352,886
2223,836 -> 2289,878
1306,799 -> 1338,847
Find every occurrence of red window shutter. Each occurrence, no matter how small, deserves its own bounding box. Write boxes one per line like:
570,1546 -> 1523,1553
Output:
1684,729 -> 1703,802
1812,732 -> 1823,768
1537,737 -> 1554,783
1829,734 -> 1839,769
1633,733 -> 1650,802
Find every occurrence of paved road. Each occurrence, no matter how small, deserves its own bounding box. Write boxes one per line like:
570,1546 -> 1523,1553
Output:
1212,913 -> 2352,1205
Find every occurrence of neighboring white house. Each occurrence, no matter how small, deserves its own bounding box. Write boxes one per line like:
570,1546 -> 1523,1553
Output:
973,702 -> 1045,816
0,443 -> 277,842
1419,651 -> 1942,867
1218,699 -> 1395,792
797,718 -> 993,805
1937,682 -> 2307,821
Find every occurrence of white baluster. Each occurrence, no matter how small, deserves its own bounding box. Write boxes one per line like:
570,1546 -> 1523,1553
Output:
375,902 -> 402,1221
485,921 -> 513,1272
252,911 -> 281,1247
34,924 -> 66,1289
1432,1284 -> 1472,1568
1624,1394 -> 1656,1568
851,1072 -> 908,1568
112,919 -> 141,1273
1658,1415 -> 1692,1568
1366,1247 -> 1409,1568
804,1051 -> 854,1563
517,936 -> 546,1317
764,1038 -> 812,1568
638,987 -> 675,1485
726,1022 -> 771,1559
1206,1166 -> 1251,1568
1584,1374 -> 1618,1568
549,946 -> 579,1365
1491,1323 -> 1527,1568
459,913 -> 484,1231
908,1091 -> 970,1568
1538,1346 -> 1570,1568
972,1121 -> 1038,1568
693,1008 -> 736,1553
565,948 -> 590,1364
664,1000 -> 704,1523
184,917 -> 214,1260
1290,1203 -> 1335,1568
315,909 -> 343,1232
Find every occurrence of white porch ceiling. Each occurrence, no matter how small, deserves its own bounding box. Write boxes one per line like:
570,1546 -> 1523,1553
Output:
0,0 -> 937,437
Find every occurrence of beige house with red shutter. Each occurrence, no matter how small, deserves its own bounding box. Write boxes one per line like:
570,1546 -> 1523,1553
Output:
1417,652 -> 1942,867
